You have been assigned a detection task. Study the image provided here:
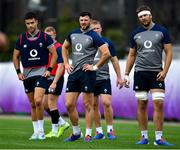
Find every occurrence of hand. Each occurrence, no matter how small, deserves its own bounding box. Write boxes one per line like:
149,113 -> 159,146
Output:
65,63 -> 74,74
82,64 -> 93,71
17,73 -> 25,81
48,83 -> 56,94
116,77 -> 124,89
43,70 -> 51,78
156,70 -> 166,81
124,75 -> 130,88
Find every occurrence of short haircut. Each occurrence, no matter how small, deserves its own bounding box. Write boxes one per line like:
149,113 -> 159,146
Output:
24,12 -> 38,20
44,26 -> 56,34
79,12 -> 92,19
136,5 -> 151,14
91,19 -> 101,25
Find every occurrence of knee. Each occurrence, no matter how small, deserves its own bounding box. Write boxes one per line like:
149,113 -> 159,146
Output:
34,96 -> 43,107
84,102 -> 92,112
66,101 -> 75,112
30,102 -> 36,109
154,101 -> 164,111
102,101 -> 111,109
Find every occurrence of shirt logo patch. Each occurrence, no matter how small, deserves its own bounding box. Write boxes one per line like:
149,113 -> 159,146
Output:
135,86 -> 139,89
36,82 -> 40,86
23,44 -> 27,48
144,40 -> 152,49
104,89 -> 107,93
159,83 -> 162,87
84,86 -> 88,91
39,43 -> 43,47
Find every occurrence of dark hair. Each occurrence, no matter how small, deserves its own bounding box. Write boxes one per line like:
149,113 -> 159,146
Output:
24,12 -> 38,20
136,5 -> 151,14
79,12 -> 92,19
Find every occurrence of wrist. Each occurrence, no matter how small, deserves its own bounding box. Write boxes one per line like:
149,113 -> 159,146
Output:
93,65 -> 98,71
47,67 -> 53,72
16,69 -> 21,74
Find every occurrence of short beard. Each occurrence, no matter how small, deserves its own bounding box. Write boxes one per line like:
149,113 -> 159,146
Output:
142,21 -> 151,28
81,25 -> 90,31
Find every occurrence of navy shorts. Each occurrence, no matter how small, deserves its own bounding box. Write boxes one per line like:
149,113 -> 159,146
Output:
133,71 -> 165,91
45,76 -> 64,95
23,76 -> 48,93
94,79 -> 112,96
66,69 -> 96,93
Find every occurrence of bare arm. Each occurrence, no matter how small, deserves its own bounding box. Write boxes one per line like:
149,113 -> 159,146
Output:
12,49 -> 25,80
48,46 -> 58,69
157,43 -> 172,81
95,44 -> 111,68
124,48 -> 137,87
43,46 -> 58,77
61,40 -> 73,73
111,56 -> 124,88
49,63 -> 64,91
83,44 -> 111,71
125,48 -> 137,75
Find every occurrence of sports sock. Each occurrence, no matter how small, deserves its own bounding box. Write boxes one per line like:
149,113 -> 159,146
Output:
141,130 -> 148,139
155,131 -> 162,140
85,128 -> 92,136
32,121 -> 38,133
72,125 -> 81,135
96,126 -> 103,134
50,109 -> 60,124
58,116 -> 66,126
52,124 -> 59,134
107,125 -> 113,133
38,120 -> 44,132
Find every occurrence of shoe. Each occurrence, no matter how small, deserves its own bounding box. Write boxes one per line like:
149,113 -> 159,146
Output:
107,130 -> 116,140
93,132 -> 105,140
136,136 -> 149,145
84,135 -> 92,142
64,133 -> 81,142
29,132 -> 38,140
154,138 -> 174,146
38,131 -> 46,140
45,131 -> 58,138
58,122 -> 70,137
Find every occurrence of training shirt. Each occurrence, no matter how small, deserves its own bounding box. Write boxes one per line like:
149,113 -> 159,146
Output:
48,41 -> 64,76
94,37 -> 116,80
130,23 -> 171,72
15,30 -> 54,79
66,28 -> 105,74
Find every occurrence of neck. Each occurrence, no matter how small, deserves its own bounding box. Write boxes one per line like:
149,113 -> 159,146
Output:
28,29 -> 39,37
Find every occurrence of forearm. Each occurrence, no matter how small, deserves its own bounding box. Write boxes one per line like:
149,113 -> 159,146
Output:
62,49 -> 69,65
49,52 -> 57,69
112,58 -> 122,79
125,55 -> 136,75
163,52 -> 172,74
52,63 -> 64,84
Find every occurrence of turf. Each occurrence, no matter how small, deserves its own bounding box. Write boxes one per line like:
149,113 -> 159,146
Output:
0,115 -> 179,149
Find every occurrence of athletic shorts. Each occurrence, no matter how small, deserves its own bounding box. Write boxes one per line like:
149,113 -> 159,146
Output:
94,79 -> 112,96
66,69 -> 96,93
45,76 -> 64,95
133,71 -> 165,91
23,76 -> 48,93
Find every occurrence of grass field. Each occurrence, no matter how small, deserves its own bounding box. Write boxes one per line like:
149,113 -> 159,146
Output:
0,115 -> 179,149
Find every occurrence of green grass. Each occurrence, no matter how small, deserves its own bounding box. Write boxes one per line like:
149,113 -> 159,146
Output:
0,115 -> 179,149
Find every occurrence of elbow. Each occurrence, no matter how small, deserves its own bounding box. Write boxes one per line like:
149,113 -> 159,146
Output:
106,51 -> 111,60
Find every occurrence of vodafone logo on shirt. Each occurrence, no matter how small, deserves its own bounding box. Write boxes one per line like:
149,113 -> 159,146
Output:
28,49 -> 40,60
